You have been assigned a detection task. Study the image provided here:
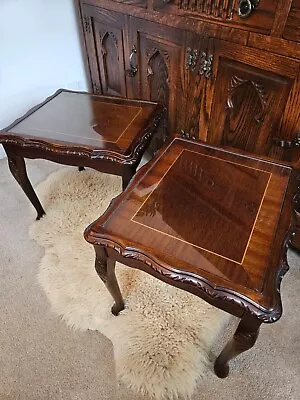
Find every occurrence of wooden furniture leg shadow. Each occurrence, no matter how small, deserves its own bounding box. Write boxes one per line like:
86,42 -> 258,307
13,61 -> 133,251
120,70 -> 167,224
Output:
85,136 -> 296,377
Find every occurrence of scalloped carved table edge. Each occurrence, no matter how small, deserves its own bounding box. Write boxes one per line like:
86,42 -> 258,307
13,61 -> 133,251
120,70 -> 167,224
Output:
0,89 -> 165,219
84,136 -> 299,379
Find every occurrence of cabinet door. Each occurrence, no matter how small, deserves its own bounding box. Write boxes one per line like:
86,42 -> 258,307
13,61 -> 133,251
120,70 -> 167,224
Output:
129,18 -> 185,133
81,5 -> 128,97
181,32 -> 210,140
205,40 -> 300,162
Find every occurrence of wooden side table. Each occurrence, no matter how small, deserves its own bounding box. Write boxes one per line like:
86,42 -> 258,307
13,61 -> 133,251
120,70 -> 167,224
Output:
0,89 -> 164,219
84,136 -> 297,378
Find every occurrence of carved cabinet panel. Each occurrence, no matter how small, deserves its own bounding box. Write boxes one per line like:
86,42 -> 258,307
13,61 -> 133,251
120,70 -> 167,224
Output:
129,18 -> 185,133
205,40 -> 300,162
153,0 -> 279,34
82,5 -> 128,97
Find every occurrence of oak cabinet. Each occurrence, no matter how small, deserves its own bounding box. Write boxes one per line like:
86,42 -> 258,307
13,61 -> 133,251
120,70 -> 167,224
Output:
79,0 -> 300,163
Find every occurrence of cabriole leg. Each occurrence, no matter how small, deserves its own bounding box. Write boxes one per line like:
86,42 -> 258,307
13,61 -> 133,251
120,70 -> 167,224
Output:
214,315 -> 262,378
5,150 -> 45,220
94,246 -> 125,316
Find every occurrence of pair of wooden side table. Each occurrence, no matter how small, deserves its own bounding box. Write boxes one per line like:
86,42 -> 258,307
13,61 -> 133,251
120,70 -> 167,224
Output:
1,89 -> 298,378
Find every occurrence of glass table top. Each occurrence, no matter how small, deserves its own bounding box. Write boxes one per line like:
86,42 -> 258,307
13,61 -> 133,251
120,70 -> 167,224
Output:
4,90 -> 157,153
93,138 -> 292,298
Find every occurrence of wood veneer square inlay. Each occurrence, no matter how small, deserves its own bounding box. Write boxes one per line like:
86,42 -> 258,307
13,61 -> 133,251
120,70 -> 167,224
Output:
133,150 -> 271,263
8,91 -> 142,144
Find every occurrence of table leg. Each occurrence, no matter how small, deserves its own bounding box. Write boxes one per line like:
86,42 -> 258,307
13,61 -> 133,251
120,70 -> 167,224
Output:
122,165 -> 136,191
5,151 -> 45,220
94,246 -> 125,316
214,315 -> 262,378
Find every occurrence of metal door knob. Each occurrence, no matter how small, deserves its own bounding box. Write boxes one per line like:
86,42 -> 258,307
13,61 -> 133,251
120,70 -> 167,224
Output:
238,0 -> 260,18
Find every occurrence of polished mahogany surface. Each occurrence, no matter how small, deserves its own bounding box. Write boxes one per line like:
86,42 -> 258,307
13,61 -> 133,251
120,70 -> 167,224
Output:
86,137 -> 292,311
134,150 -> 271,264
4,89 -> 157,153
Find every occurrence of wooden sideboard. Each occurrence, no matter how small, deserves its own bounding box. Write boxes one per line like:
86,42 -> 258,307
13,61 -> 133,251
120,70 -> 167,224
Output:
77,0 -> 300,164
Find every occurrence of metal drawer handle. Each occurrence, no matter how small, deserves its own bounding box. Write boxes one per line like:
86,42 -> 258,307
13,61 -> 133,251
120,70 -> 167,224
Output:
238,0 -> 260,19
185,48 -> 198,71
126,46 -> 138,77
273,133 -> 300,149
199,52 -> 214,79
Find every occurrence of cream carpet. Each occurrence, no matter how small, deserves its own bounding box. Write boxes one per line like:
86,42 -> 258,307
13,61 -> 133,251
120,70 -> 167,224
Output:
0,158 -> 299,400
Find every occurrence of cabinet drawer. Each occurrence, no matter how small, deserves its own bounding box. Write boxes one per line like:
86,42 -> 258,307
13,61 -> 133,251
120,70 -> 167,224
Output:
153,0 -> 279,34
283,0 -> 300,42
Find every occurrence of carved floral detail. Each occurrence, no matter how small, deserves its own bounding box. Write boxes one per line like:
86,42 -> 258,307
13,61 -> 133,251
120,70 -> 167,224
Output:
100,31 -> 119,61
100,31 -> 118,48
146,47 -> 170,69
83,15 -> 91,35
86,235 -> 290,324
227,75 -> 269,125
177,0 -> 237,20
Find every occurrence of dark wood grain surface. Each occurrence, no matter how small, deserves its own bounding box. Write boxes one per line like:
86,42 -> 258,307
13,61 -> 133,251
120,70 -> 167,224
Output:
85,136 -> 294,321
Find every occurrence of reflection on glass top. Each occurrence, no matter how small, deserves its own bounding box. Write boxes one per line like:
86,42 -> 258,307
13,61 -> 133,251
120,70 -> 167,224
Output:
8,91 -> 143,147
133,150 -> 270,264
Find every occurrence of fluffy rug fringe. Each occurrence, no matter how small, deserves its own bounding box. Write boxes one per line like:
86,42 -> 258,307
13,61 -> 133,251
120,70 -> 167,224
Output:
29,167 -> 232,399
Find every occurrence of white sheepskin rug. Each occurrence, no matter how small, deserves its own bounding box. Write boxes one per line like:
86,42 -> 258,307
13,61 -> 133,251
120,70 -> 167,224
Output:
29,167 -> 233,400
